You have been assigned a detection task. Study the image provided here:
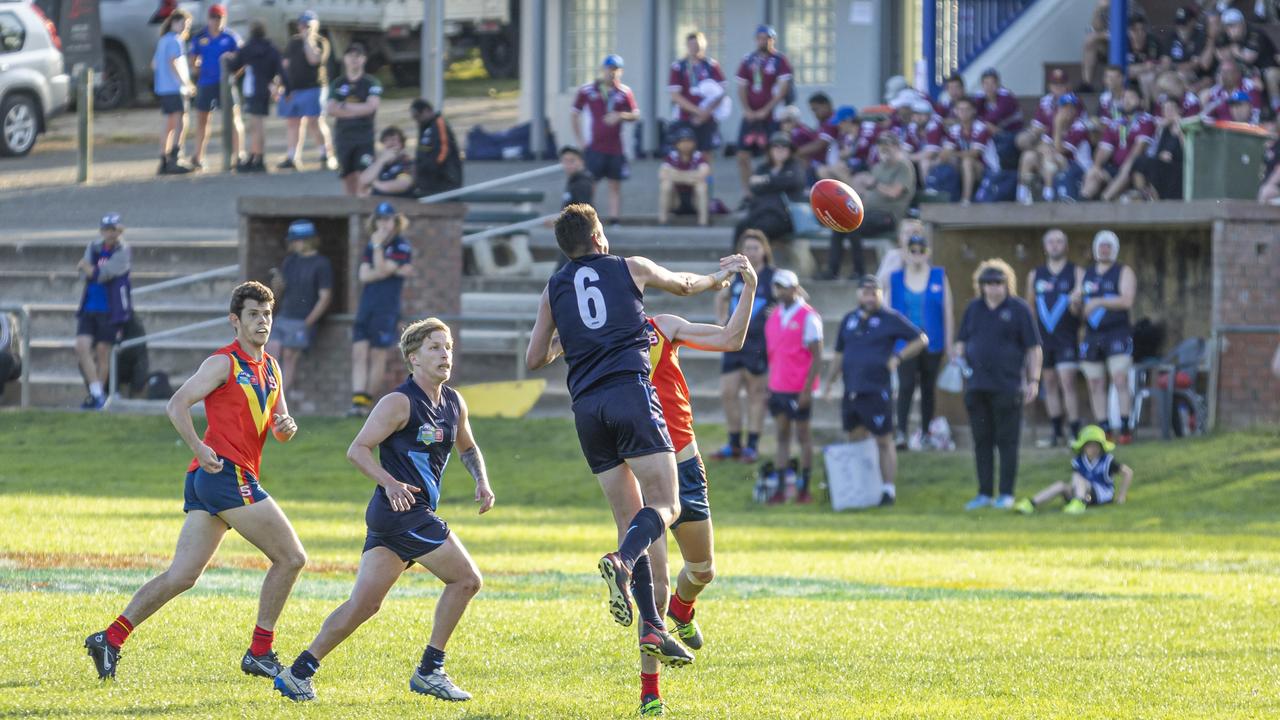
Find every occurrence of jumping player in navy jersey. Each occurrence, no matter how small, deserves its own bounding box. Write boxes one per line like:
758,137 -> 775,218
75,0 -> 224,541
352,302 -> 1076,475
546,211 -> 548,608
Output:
1027,228 -> 1083,447
274,318 -> 494,704
526,203 -> 737,670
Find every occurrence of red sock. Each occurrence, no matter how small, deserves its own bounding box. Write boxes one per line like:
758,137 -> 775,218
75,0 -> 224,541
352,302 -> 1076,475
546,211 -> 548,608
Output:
668,592 -> 696,624
640,671 -> 660,699
250,625 -> 274,656
105,615 -> 133,649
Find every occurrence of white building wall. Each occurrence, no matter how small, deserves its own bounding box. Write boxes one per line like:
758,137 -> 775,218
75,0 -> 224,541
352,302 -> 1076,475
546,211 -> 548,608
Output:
958,0 -> 1098,96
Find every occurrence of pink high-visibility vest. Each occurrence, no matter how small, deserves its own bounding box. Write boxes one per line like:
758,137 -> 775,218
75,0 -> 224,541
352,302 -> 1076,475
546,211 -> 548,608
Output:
765,302 -> 820,393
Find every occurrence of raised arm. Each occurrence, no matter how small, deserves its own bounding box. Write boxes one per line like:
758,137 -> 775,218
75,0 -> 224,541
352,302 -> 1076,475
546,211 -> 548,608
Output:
166,354 -> 231,473
346,392 -> 420,512
454,394 -> 495,514
525,288 -> 560,371
627,254 -> 732,297
655,256 -> 755,351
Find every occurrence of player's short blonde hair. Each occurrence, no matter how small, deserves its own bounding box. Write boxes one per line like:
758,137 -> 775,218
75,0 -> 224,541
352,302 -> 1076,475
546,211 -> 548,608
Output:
399,317 -> 451,365
971,258 -> 1018,297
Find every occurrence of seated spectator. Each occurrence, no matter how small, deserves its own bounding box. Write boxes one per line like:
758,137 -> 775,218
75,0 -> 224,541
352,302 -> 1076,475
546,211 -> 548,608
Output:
1220,8 -> 1280,114
1014,425 -> 1133,515
1127,13 -> 1164,100
1018,92 -> 1091,203
267,219 -> 333,394
1080,0 -> 1111,91
1202,59 -> 1263,122
932,96 -> 996,203
733,131 -> 805,247
658,127 -> 711,225
1098,64 -> 1128,125
803,91 -> 836,158
559,145 -> 594,207
976,67 -> 1024,134
934,72 -> 966,121
819,133 -> 915,280
358,126 -> 415,197
1166,5 -> 1208,85
779,105 -> 818,160
1195,8 -> 1226,92
1257,137 -> 1280,203
904,98 -> 944,180
818,105 -> 877,181
1082,81 -> 1155,201
1131,94 -> 1186,200
1154,70 -> 1203,116
1019,68 -> 1071,155
1226,88 -> 1260,123
411,98 -> 463,197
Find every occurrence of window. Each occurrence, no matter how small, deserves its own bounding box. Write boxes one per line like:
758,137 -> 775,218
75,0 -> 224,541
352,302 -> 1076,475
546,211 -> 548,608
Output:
562,0 -> 615,90
673,0 -> 723,63
781,0 -> 835,85
0,12 -> 25,54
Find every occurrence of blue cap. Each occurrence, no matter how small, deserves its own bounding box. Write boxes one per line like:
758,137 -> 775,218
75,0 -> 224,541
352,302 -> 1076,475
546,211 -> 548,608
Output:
375,201 -> 397,217
1057,92 -> 1081,108
834,105 -> 857,124
299,9 -> 317,24
1229,89 -> 1252,104
602,54 -> 624,68
756,24 -> 777,38
100,213 -> 122,228
286,219 -> 317,241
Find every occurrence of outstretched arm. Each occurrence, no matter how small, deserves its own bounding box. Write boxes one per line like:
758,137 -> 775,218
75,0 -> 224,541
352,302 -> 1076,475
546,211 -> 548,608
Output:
166,354 -> 231,473
655,255 -> 755,351
346,393 -> 421,512
454,394 -> 495,514
525,289 -> 561,371
627,254 -> 733,296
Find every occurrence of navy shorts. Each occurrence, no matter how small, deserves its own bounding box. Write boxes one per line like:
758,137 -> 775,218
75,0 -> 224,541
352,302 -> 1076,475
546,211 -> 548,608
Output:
184,459 -> 269,515
336,139 -> 375,177
364,514 -> 450,566
841,390 -> 893,436
768,391 -> 812,422
158,93 -> 186,115
721,345 -> 768,375
672,454 -> 710,527
193,84 -> 235,112
352,307 -> 399,347
585,149 -> 630,181
1041,338 -> 1079,369
1080,330 -> 1133,363
244,92 -> 271,117
572,375 -> 674,474
76,312 -> 123,345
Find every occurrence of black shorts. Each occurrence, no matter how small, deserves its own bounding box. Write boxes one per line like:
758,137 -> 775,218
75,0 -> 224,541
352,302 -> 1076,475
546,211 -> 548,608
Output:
841,390 -> 893,436
768,391 -> 812,422
158,93 -> 186,115
1041,339 -> 1079,369
584,149 -> 630,181
1080,329 -> 1133,363
364,514 -> 450,566
335,139 -> 375,177
244,93 -> 271,117
671,119 -> 720,152
572,375 -> 673,474
721,345 -> 768,375
352,306 -> 399,348
737,119 -> 778,156
76,312 -> 123,345
671,454 -> 710,527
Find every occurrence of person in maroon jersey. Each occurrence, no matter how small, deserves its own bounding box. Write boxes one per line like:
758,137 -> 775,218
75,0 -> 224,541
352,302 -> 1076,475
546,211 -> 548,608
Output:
976,68 -> 1024,134
1017,68 -> 1071,156
1203,59 -> 1264,123
657,127 -> 712,225
905,98 -> 944,182
1017,93 -> 1091,204
667,31 -> 726,152
734,24 -> 793,201
572,54 -> 640,223
934,72 -> 966,122
938,96 -> 995,203
1082,81 -> 1156,201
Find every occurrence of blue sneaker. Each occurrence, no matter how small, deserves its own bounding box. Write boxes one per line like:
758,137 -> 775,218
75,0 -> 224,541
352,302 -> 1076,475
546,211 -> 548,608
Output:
964,494 -> 993,511
993,494 -> 1016,510
739,447 -> 759,464
80,394 -> 105,411
711,444 -> 740,461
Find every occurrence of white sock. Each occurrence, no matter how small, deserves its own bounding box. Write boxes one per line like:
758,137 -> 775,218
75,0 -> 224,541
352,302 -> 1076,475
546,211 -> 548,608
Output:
89,382 -> 104,397
884,483 -> 896,498
1015,185 -> 1032,205
1043,185 -> 1055,201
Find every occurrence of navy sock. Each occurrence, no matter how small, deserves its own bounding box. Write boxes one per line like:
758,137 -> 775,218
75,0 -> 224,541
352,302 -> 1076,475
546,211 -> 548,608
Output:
629,553 -> 663,629
729,432 -> 742,449
418,645 -> 446,676
747,432 -> 760,450
799,467 -> 811,492
291,650 -> 319,680
1120,416 -> 1130,433
1069,420 -> 1082,438
1098,420 -> 1111,434
618,507 -> 665,569
1050,416 -> 1064,438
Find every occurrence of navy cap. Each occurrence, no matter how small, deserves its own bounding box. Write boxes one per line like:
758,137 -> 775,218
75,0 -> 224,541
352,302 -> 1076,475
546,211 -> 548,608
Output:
602,54 -> 624,68
299,9 -> 317,24
756,24 -> 777,38
286,219 -> 317,241
978,266 -> 1007,284
834,105 -> 857,123
100,213 -> 122,228
857,274 -> 881,289
672,126 -> 696,142
375,201 -> 397,217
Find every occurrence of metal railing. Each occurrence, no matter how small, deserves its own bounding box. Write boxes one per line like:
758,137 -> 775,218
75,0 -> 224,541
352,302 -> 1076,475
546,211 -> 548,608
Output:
461,213 -> 559,247
132,265 -> 238,297
925,0 -> 1039,96
418,165 -> 561,204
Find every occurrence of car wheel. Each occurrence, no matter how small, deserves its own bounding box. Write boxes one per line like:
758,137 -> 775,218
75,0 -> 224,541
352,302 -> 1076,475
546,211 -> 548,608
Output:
0,94 -> 39,157
480,31 -> 517,79
94,47 -> 134,110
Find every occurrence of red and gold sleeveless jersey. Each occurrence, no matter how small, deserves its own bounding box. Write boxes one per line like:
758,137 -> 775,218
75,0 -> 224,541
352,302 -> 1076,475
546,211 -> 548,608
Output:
647,317 -> 694,453
187,340 -> 281,477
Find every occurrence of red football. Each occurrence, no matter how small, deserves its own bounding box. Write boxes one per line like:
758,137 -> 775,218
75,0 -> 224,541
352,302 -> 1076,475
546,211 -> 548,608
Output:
809,178 -> 864,233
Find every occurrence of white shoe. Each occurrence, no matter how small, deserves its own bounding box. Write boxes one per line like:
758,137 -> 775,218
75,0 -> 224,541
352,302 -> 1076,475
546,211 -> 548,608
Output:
273,668 -> 316,702
1016,185 -> 1033,205
410,668 -> 472,701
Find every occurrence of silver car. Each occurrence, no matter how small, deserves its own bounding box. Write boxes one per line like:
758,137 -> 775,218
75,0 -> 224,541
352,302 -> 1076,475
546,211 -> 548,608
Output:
0,0 -> 68,156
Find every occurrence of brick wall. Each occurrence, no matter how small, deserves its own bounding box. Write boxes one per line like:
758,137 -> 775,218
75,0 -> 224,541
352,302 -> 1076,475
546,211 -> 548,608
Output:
238,197 -> 465,415
1212,217 -> 1280,428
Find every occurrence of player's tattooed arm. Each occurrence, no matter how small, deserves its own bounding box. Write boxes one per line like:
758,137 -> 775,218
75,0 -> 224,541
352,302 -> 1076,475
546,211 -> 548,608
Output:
455,395 -> 495,514
461,447 -> 488,486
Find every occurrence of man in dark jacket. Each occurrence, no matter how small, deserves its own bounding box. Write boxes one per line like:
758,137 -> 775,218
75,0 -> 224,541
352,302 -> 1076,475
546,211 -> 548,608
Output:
410,98 -> 463,197
229,20 -> 282,172
75,213 -> 134,410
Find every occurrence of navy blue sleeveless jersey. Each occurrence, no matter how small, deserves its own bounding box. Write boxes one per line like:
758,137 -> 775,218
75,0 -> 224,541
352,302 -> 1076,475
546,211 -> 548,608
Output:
548,253 -> 651,399
1081,263 -> 1130,335
728,265 -> 775,350
365,378 -> 459,536
1032,262 -> 1080,346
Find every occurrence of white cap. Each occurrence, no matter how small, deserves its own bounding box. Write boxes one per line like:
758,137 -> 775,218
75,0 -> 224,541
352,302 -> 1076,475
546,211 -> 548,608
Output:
883,75 -> 909,103
911,97 -> 934,114
779,104 -> 802,122
772,268 -> 800,288
1223,8 -> 1245,24
1093,229 -> 1120,256
890,89 -> 918,109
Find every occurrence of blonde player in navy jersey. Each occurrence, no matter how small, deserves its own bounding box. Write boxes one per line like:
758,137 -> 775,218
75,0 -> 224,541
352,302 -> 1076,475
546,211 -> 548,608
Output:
274,318 -> 494,703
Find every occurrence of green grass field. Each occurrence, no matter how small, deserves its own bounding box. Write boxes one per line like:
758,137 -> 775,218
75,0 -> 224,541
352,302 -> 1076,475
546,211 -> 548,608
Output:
1,412 -> 1278,719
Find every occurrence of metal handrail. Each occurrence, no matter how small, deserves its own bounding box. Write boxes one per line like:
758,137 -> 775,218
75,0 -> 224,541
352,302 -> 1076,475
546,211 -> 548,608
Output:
107,316 -> 228,405
418,165 -> 561,204
461,213 -> 558,247
133,265 -> 238,296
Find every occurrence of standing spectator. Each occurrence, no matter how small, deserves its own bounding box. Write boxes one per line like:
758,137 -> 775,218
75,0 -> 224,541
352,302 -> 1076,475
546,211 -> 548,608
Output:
349,202 -> 414,417
825,274 -> 927,505
1080,0 -> 1111,91
667,30 -> 726,152
1073,230 -> 1137,444
763,269 -> 822,504
410,98 -> 463,197
935,72 -> 967,121
1220,8 -> 1280,114
188,4 -> 243,171
153,9 -> 193,175
1019,92 -> 1091,203
559,145 -> 594,207
976,68 -> 1024,134
1027,229 -> 1083,448
1097,64 -> 1128,125
1132,95 -> 1186,200
75,214 -> 133,410
266,220 -> 333,394
359,126 -> 415,197
278,11 -> 335,170
657,127 -> 711,225
327,43 -> 382,196
955,260 -> 1041,511
714,230 -> 776,464
735,25 -> 793,202
1126,13 -> 1164,101
229,20 -> 282,173
733,131 -> 804,246
1167,5 -> 1208,84
820,133 -> 915,280
1203,60 -> 1264,122
934,96 -> 995,203
571,55 -> 639,224
1082,82 -> 1155,201
886,232 -> 954,450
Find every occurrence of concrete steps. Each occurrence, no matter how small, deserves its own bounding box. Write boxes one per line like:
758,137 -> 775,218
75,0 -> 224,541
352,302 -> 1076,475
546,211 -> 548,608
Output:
2,270 -> 239,304
25,303 -> 230,340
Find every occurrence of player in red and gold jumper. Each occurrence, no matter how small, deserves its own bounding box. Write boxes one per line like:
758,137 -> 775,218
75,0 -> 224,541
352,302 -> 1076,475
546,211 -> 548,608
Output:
84,282 -> 307,681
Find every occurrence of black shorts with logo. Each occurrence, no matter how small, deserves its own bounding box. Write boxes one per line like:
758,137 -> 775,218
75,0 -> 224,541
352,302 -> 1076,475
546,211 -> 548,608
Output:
572,375 -> 673,474
335,139 -> 375,177
841,389 -> 893,436
363,513 -> 450,566
768,391 -> 812,422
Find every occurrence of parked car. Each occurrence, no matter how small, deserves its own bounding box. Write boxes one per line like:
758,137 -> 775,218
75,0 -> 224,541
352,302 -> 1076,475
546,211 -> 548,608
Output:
0,0 -> 68,156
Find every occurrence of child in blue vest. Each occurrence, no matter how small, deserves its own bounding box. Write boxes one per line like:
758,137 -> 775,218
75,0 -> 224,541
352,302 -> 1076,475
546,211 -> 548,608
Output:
1014,425 -> 1133,515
